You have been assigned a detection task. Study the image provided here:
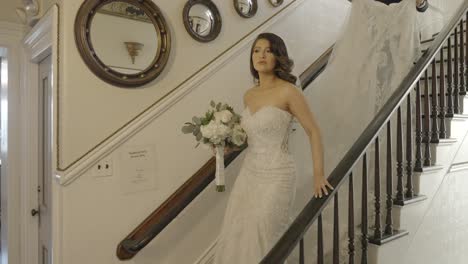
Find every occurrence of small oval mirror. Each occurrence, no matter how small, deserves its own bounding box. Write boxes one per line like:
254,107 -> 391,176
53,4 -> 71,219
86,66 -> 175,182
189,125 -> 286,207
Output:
234,0 -> 257,18
269,0 -> 284,7
183,0 -> 222,42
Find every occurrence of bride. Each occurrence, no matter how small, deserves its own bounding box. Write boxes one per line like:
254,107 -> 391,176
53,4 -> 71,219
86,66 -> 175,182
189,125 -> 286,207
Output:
213,32 -> 332,264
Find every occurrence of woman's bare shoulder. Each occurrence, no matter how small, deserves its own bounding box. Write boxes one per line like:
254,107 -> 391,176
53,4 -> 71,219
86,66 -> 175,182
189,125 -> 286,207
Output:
278,81 -> 300,96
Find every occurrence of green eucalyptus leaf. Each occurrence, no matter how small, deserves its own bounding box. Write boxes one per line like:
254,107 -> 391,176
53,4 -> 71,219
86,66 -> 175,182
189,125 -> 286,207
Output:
192,116 -> 201,125
196,132 -> 203,141
181,125 -> 194,134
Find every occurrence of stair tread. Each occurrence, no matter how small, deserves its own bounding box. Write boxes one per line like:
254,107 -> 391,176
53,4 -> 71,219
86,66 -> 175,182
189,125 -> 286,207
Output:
417,164 -> 445,173
438,138 -> 458,144
369,229 -> 410,246
452,114 -> 468,119
394,194 -> 428,206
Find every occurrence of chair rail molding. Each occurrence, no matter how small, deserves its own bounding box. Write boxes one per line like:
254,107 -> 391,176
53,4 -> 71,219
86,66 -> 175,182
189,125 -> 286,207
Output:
21,5 -> 63,264
54,0 -> 306,186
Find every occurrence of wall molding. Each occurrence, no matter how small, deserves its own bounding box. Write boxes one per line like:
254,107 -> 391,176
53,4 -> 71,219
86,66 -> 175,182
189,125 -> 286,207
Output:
0,21 -> 26,37
55,0 -> 306,186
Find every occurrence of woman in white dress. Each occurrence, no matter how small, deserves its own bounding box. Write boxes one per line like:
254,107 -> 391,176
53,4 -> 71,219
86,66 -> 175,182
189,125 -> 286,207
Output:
213,33 -> 333,264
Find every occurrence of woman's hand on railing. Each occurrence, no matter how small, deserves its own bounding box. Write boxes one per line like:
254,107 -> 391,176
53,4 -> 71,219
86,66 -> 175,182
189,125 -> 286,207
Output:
313,176 -> 333,198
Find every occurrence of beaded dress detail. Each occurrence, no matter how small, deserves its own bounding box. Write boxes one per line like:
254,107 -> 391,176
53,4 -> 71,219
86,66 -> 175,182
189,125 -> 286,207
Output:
214,106 -> 297,264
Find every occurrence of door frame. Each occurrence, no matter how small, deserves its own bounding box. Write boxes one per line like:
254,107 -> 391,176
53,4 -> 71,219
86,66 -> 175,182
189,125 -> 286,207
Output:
22,5 -> 60,264
0,21 -> 26,264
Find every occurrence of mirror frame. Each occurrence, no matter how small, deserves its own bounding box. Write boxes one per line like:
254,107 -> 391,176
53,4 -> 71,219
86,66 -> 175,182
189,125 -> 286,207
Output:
234,0 -> 258,18
269,0 -> 284,7
74,0 -> 171,88
182,0 -> 222,43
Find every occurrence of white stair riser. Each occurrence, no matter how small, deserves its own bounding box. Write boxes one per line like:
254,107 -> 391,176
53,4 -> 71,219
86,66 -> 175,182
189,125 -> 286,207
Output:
429,141 -> 456,165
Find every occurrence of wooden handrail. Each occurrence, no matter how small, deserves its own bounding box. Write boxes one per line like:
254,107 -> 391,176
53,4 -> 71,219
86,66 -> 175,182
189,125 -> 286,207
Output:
260,1 -> 468,262
115,46 -> 334,260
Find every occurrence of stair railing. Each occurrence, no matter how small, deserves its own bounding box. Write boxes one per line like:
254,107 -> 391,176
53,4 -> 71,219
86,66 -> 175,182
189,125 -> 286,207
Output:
261,2 -> 468,263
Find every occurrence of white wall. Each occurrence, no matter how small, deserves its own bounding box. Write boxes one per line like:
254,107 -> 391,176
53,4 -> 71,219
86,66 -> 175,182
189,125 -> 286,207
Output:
59,0 -> 303,168
0,0 -> 24,24
56,0 -> 350,263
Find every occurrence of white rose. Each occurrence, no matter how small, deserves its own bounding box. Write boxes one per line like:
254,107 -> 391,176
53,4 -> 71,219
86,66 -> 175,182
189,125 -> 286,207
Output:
214,110 -> 233,123
200,121 -> 216,138
201,120 -> 232,145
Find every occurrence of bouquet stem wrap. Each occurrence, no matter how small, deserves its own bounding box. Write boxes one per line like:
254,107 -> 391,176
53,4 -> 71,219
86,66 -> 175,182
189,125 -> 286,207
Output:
215,145 -> 225,192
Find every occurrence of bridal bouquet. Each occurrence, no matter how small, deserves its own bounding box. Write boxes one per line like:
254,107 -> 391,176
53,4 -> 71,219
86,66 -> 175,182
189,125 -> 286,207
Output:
181,100 -> 247,192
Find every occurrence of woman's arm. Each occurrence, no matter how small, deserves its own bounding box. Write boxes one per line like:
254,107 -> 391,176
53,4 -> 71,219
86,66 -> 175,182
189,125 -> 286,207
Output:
284,85 -> 333,198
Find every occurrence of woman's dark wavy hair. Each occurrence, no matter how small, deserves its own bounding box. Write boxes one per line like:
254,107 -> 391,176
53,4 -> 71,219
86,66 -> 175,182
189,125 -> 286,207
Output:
250,33 -> 297,85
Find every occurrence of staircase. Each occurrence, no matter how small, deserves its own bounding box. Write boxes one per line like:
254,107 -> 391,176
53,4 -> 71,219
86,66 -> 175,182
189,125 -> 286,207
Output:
261,2 -> 468,264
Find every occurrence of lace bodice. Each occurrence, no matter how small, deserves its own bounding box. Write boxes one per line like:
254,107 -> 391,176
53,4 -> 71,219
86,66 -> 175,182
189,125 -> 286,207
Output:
214,105 -> 297,264
241,105 -> 294,154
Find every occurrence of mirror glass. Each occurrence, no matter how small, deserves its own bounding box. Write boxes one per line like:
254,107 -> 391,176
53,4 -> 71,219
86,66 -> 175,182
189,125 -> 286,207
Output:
187,3 -> 215,37
234,0 -> 257,18
269,0 -> 284,7
90,1 -> 159,74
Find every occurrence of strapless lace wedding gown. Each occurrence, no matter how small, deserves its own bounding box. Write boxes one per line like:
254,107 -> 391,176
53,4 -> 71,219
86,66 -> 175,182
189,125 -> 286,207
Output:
213,106 -> 297,264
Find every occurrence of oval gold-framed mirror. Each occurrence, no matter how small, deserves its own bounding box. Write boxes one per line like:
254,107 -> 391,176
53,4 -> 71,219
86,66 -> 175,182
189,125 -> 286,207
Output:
183,0 -> 222,42
74,0 -> 171,88
269,0 -> 284,7
234,0 -> 257,18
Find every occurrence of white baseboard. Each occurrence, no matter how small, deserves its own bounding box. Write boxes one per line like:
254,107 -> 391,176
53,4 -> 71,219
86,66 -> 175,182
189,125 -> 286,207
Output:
449,161 -> 468,172
194,240 -> 217,264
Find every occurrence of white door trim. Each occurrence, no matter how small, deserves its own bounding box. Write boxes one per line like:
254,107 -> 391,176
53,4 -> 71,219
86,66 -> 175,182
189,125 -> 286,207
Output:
0,21 -> 26,264
0,22 -> 25,263
22,5 -> 61,264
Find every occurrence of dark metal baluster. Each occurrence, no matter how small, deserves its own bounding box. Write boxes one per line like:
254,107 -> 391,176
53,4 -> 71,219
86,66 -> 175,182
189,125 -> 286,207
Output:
361,154 -> 368,264
415,82 -> 423,172
431,60 -> 440,143
348,173 -> 355,264
439,50 -> 447,139
447,36 -> 455,117
423,71 -> 432,166
299,238 -> 304,264
460,20 -> 466,95
455,26 -> 460,113
406,94 -> 414,198
395,107 -> 405,205
465,13 -> 468,95
318,214 -> 324,264
333,193 -> 339,264
385,122 -> 394,235
373,137 -> 382,240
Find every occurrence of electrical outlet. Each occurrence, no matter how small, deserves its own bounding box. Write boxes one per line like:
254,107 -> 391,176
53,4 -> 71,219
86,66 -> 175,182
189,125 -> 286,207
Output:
94,157 -> 113,177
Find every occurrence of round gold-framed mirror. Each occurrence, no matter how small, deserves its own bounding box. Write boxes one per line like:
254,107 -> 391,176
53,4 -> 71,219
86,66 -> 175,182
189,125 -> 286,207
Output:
234,0 -> 257,18
74,0 -> 171,88
183,0 -> 222,42
269,0 -> 284,7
